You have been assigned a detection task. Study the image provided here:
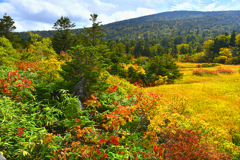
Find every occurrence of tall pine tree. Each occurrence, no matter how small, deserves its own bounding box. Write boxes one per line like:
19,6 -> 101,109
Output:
59,14 -> 107,104
0,13 -> 16,39
52,16 -> 75,54
230,30 -> 236,47
80,13 -> 105,46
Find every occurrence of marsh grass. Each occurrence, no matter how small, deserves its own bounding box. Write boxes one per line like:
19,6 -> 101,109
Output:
145,63 -> 240,140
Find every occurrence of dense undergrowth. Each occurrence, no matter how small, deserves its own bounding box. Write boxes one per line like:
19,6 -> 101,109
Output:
1,62 -> 240,159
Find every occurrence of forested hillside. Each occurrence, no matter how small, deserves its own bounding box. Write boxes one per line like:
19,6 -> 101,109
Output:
17,11 -> 240,41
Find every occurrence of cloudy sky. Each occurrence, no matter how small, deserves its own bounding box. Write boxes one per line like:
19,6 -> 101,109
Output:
0,0 -> 239,32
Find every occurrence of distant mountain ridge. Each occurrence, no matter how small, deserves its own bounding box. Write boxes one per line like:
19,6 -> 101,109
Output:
105,10 -> 239,25
17,10 -> 240,40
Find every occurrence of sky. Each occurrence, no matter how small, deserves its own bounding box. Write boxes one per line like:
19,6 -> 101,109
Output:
0,0 -> 239,32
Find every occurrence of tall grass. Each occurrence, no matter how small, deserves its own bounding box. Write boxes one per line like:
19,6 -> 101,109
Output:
145,63 -> 240,150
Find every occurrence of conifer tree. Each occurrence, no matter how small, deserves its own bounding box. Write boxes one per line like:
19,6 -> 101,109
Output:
80,14 -> 105,46
0,13 -> 16,39
230,30 -> 236,47
52,16 -> 75,53
59,14 -> 107,104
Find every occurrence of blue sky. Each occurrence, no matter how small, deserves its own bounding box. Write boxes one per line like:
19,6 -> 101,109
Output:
0,0 -> 239,32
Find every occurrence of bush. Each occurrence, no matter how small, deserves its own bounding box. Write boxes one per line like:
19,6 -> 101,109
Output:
217,68 -> 235,74
193,69 -> 218,76
107,63 -> 128,78
201,63 -> 220,67
193,68 -> 235,76
213,56 -> 228,64
225,57 -> 239,64
146,55 -> 183,85
0,96 -> 48,159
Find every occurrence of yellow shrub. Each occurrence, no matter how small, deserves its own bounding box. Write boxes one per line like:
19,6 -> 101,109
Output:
154,75 -> 168,85
120,63 -> 146,75
103,71 -> 136,95
39,55 -> 65,80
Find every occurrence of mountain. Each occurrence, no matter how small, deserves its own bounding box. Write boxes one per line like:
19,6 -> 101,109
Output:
16,10 -> 240,41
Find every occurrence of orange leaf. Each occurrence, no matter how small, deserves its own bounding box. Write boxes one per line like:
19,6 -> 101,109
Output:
91,94 -> 97,100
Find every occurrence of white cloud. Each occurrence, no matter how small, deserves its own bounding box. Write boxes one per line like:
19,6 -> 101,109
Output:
0,0 -> 118,31
0,2 -> 13,13
204,2 -> 217,11
171,2 -> 201,11
15,20 -> 53,32
93,0 -> 116,10
99,7 -> 157,25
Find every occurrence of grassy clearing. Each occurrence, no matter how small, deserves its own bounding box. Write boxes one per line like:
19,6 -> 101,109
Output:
145,63 -> 240,132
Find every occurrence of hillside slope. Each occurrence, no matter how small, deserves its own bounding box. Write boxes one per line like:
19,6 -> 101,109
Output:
17,10 -> 240,40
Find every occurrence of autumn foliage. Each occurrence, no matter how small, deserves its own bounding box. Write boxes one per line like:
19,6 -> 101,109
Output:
0,69 -> 33,100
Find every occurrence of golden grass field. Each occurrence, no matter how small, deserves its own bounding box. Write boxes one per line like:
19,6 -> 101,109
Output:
145,63 -> 240,132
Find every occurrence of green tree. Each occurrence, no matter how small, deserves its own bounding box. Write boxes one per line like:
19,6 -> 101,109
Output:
52,16 -> 76,53
59,45 -> 105,103
230,30 -> 236,47
59,14 -> 107,103
0,36 -> 20,65
0,13 -> 16,39
212,35 -> 230,56
22,32 -> 56,61
80,13 -> 105,46
127,66 -> 139,83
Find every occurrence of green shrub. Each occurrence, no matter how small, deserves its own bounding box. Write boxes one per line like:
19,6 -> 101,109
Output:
193,69 -> 218,76
146,56 -> 183,84
0,96 -> 48,159
201,63 -> 220,67
213,56 -> 228,64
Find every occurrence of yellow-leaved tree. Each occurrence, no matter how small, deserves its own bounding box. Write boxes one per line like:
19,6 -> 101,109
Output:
177,44 -> 191,54
0,36 -> 20,65
235,33 -> 240,47
21,32 -> 56,61
219,48 -> 232,58
19,33 -> 68,81
203,40 -> 214,51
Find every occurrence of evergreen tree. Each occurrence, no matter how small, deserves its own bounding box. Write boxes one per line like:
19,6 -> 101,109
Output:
180,46 -> 187,54
125,43 -> 129,54
0,13 -> 16,39
59,45 -> 105,103
80,14 -> 105,46
59,14 -> 107,104
143,44 -> 150,57
134,40 -> 144,57
52,16 -> 76,53
230,30 -> 236,47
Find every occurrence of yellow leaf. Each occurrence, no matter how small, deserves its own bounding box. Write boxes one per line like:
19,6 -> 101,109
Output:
171,130 -> 176,134
23,151 -> 28,156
